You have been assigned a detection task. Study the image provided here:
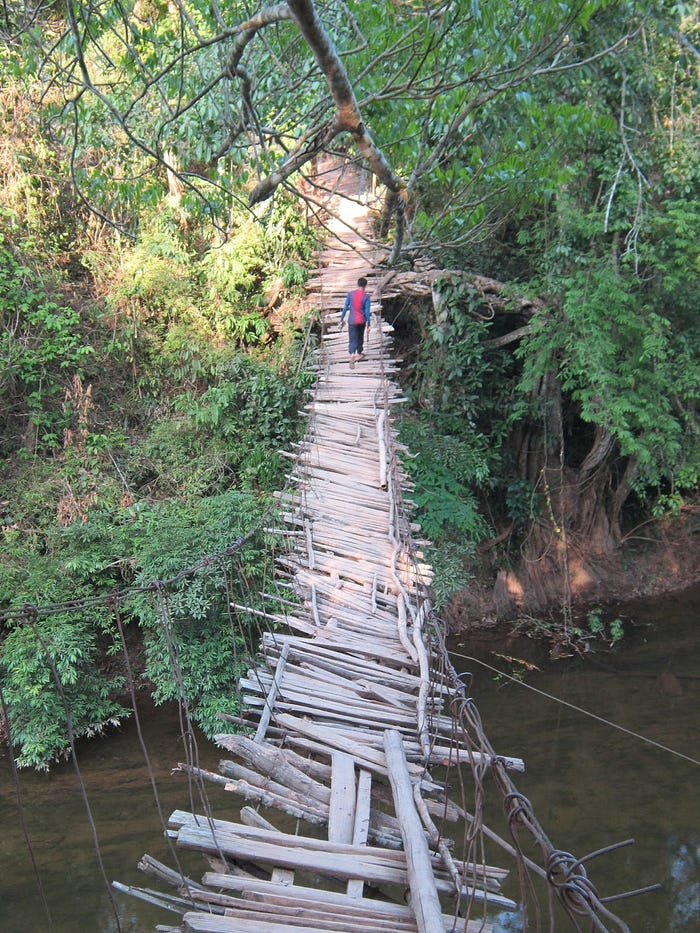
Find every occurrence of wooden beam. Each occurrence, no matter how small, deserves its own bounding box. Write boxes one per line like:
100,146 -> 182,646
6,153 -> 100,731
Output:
383,730 -> 445,933
329,753 -> 356,843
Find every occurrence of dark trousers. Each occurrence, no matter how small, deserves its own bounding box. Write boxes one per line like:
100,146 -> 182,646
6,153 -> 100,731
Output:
348,322 -> 366,355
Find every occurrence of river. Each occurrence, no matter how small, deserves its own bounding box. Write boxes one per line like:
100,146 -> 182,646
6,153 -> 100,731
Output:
450,584 -> 700,931
1,585 -> 698,931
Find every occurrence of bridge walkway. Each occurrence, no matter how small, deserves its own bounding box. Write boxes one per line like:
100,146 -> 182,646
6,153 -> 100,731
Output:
122,160 -> 527,933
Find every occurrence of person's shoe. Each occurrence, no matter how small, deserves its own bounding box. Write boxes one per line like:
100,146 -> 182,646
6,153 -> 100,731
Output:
356,353 -> 366,361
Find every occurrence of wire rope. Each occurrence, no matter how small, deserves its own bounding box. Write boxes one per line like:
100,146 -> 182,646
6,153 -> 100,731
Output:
451,650 -> 700,768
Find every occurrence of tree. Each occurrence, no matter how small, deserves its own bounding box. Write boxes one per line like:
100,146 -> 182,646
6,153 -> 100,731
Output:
392,5 -> 700,616
4,0 -> 699,622
8,0 -> 642,252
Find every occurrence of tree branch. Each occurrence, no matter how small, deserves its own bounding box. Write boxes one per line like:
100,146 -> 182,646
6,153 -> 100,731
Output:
378,268 -> 543,315
247,0 -> 405,215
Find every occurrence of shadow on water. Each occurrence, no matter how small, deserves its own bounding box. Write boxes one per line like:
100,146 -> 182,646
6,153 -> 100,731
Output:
448,584 -> 700,932
2,585 -> 699,932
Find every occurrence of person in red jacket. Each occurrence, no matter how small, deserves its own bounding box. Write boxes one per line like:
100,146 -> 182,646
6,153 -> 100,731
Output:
340,277 -> 371,364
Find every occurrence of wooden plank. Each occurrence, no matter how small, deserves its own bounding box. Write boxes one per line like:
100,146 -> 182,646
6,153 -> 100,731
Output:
263,640 -> 409,684
328,753 -> 356,843
267,692 -> 417,729
174,825 -> 411,886
172,815 -> 510,898
194,900 -> 416,931
271,714 -> 395,777
254,641 -> 290,743
274,675 -> 421,720
183,914 -> 346,932
346,768 -> 372,899
352,770 -> 372,847
184,908 -> 493,933
264,635 -> 447,693
198,876 -> 495,931
169,812 -> 406,867
288,660 -> 402,694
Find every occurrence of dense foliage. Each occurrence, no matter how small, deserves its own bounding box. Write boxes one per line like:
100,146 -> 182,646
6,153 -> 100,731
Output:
393,5 -> 700,618
1,0 -> 698,763
0,40 -> 319,764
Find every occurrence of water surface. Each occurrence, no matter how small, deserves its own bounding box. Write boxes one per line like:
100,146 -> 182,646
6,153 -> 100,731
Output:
449,585 -> 700,930
1,702 -> 219,932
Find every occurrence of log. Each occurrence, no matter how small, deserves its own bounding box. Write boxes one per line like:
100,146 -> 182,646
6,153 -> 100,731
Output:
219,778 -> 326,825
214,734 -> 331,804
383,730 -> 445,933
239,806 -> 277,832
217,759 -> 315,810
112,881 -> 196,915
137,853 -> 205,893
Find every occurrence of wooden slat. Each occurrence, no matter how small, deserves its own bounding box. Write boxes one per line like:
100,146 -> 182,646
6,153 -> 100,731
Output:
328,753 -> 356,843
346,768 -> 372,899
255,641 -> 290,743
170,811 -> 512,897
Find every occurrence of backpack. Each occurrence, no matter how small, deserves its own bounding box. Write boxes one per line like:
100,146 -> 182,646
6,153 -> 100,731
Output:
351,289 -> 366,325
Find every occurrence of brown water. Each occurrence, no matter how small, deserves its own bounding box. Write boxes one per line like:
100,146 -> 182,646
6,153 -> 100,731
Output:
1,585 -> 699,932
0,703 -> 221,932
449,584 -> 700,931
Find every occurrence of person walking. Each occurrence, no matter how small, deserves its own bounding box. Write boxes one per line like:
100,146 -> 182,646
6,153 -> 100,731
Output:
340,276 -> 371,365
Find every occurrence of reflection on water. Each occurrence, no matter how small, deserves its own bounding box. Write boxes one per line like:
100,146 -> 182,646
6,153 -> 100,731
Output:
1,585 -> 699,932
449,584 -> 700,931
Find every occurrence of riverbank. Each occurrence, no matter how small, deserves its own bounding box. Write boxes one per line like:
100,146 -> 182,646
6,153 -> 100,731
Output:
445,510 -> 700,637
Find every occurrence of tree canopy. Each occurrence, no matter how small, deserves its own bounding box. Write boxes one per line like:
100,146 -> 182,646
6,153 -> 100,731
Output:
3,1 -> 665,243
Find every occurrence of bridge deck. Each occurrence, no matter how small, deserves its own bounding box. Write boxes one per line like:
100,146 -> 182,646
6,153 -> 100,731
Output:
128,161 -> 519,932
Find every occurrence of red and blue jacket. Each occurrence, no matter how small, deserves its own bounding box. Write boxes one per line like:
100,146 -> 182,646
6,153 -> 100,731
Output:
341,288 -> 371,326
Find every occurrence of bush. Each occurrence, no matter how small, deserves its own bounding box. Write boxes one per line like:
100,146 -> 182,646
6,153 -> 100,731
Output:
120,491 -> 269,738
0,613 -> 127,769
0,235 -> 94,455
398,415 -> 492,543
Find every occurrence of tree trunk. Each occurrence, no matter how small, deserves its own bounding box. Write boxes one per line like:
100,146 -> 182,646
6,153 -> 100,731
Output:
249,0 -> 406,218
501,369 -> 629,615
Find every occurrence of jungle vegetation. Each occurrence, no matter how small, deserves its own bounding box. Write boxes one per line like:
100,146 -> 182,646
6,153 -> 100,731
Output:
0,0 -> 698,767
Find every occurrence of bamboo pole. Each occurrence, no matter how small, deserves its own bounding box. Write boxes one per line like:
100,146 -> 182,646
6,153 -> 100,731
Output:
254,641 -> 290,744
376,411 -> 387,489
383,730 -> 446,933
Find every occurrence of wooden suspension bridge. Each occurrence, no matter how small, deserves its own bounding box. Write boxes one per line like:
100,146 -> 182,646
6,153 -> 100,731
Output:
114,159 -> 644,933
